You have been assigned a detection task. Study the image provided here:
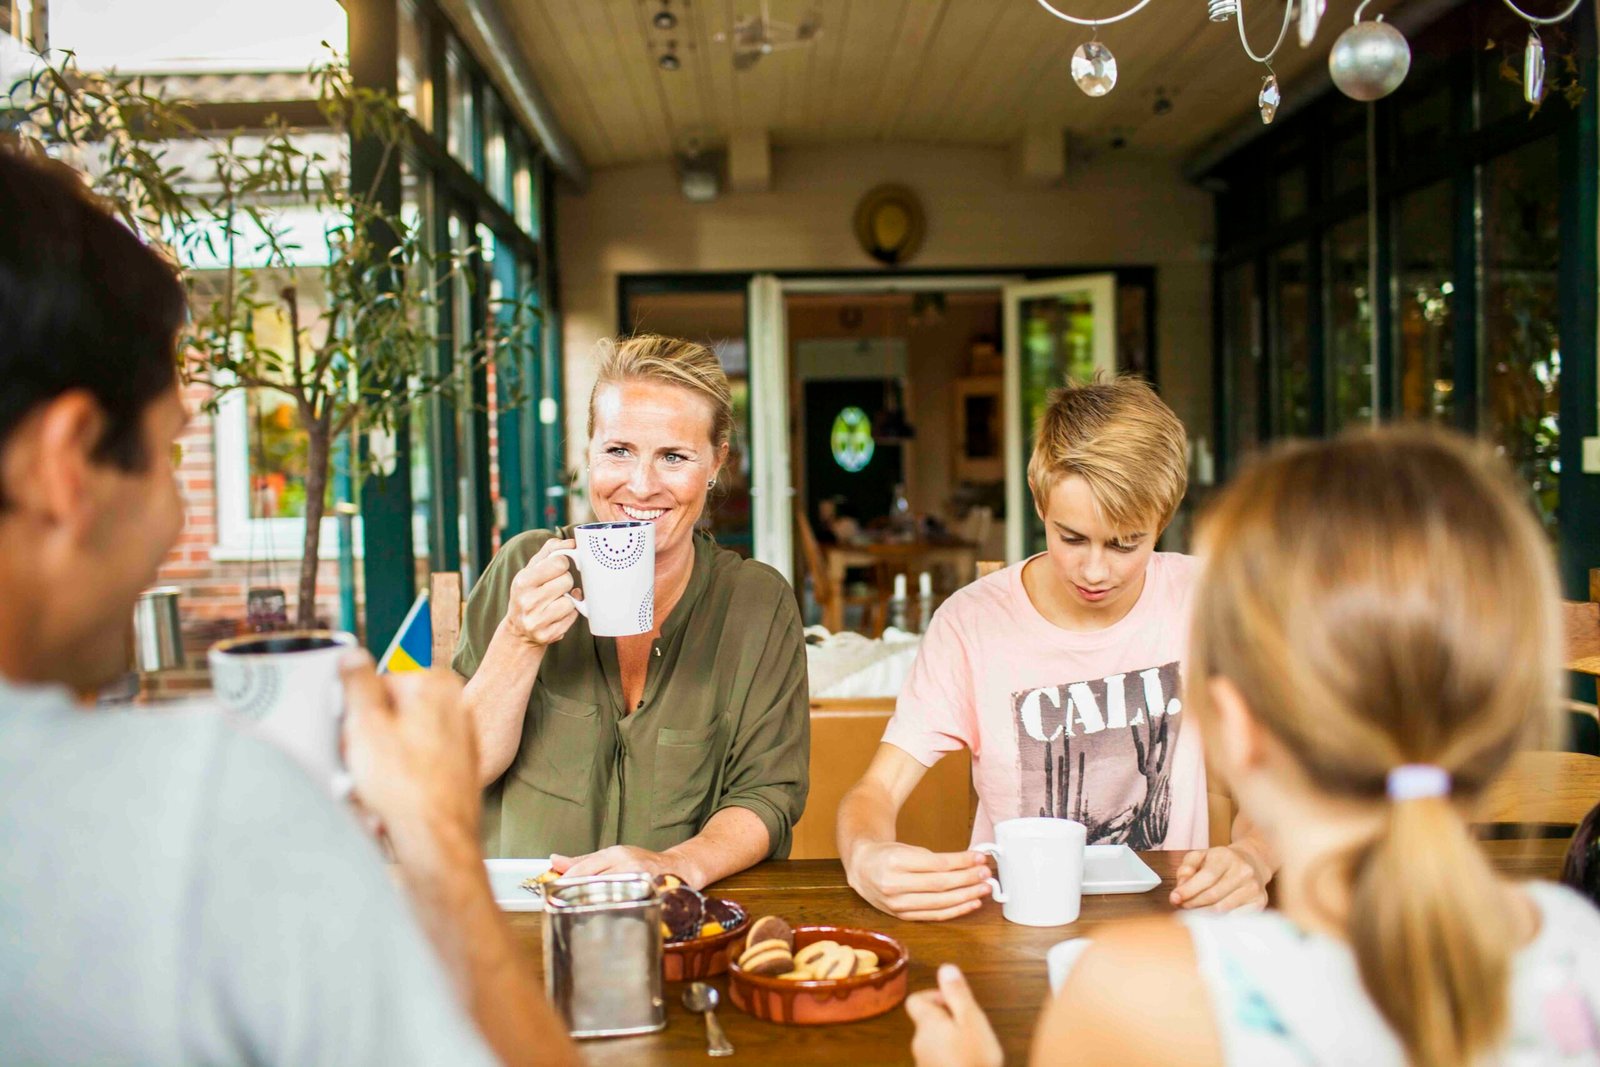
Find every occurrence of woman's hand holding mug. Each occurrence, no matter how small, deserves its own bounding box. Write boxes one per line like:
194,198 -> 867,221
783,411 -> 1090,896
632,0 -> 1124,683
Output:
505,538 -> 582,649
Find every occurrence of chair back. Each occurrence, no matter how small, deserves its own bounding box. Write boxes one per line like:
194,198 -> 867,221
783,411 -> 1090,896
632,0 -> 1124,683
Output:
975,560 -> 1004,581
1564,599 -> 1600,670
795,507 -> 835,611
1478,750 -> 1600,827
430,572 -> 464,671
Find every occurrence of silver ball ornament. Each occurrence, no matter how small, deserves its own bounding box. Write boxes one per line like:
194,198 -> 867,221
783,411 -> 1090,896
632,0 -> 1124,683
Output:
1328,17 -> 1411,101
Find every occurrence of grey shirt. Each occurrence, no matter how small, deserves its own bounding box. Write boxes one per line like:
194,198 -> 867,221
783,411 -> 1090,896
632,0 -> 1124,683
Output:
0,678 -> 497,1067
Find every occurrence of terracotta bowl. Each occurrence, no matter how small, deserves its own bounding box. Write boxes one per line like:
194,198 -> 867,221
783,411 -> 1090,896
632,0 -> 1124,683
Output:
727,925 -> 910,1025
662,903 -> 750,981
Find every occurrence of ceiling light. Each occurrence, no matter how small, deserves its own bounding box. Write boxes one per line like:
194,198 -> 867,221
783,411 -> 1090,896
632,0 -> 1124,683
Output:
654,9 -> 678,30
659,48 -> 681,71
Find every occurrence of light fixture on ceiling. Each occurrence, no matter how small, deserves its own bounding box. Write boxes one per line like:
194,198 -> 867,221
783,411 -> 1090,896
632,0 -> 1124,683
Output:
1152,87 -> 1173,114
653,1 -> 678,31
676,136 -> 723,202
659,41 -> 681,70
715,0 -> 822,71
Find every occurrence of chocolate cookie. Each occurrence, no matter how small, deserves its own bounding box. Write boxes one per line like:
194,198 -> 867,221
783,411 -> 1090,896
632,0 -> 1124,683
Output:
658,885 -> 706,943
746,915 -> 794,951
739,944 -> 795,976
704,898 -> 745,930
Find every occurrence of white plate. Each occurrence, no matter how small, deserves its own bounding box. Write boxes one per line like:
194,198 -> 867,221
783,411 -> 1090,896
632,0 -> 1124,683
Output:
1082,844 -> 1161,895
486,858 -> 554,912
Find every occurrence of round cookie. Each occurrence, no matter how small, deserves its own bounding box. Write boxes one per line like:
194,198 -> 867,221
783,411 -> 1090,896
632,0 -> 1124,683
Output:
811,943 -> 858,980
853,948 -> 880,974
793,939 -> 840,972
746,915 -> 794,951
704,898 -> 745,929
740,944 -> 795,976
659,885 -> 705,943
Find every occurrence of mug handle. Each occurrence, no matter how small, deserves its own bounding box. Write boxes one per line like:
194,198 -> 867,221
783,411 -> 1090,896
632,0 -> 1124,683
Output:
973,842 -> 1006,903
549,547 -> 589,618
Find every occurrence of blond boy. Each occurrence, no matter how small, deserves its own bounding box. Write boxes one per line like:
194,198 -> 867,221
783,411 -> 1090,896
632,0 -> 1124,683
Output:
837,377 -> 1272,921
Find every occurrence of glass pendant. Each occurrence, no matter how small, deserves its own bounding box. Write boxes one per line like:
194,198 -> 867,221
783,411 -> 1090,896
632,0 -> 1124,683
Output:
1523,30 -> 1546,105
1071,41 -> 1117,97
1258,74 -> 1281,124
1297,0 -> 1325,47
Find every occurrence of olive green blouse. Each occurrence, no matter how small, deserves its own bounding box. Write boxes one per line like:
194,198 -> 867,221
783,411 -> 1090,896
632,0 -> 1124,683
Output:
452,528 -> 810,861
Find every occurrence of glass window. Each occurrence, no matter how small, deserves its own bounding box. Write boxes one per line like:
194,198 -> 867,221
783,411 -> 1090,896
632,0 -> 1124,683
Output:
402,158 -> 432,559
1273,138 -> 1309,222
1328,123 -> 1367,200
445,44 -> 478,173
1394,179 -> 1456,422
512,133 -> 537,237
1395,77 -> 1453,161
1326,213 -> 1373,429
1269,243 -> 1312,436
485,93 -> 511,210
1221,261 -> 1261,468
1482,135 -> 1561,534
397,0 -> 431,131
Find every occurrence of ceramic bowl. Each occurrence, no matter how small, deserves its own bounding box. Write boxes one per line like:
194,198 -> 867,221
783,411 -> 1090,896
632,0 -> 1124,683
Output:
662,901 -> 749,981
727,924 -> 910,1025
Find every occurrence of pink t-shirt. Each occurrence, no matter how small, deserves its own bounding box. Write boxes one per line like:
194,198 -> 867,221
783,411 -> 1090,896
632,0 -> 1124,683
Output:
881,552 -> 1209,850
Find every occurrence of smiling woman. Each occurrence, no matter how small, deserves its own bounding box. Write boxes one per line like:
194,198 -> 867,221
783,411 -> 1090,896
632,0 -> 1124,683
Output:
453,335 -> 810,890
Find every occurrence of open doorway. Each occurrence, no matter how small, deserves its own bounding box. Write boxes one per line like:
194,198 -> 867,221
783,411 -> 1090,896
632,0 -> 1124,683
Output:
787,291 -> 1006,578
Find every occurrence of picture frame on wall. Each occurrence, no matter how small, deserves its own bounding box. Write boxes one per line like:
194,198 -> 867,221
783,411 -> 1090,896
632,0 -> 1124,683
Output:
954,375 -> 1003,483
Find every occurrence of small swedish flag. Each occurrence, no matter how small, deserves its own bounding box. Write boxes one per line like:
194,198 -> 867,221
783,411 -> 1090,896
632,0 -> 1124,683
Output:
377,592 -> 431,674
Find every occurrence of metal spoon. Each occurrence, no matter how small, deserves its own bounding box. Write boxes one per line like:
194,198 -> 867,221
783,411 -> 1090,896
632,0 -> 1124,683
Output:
683,982 -> 734,1057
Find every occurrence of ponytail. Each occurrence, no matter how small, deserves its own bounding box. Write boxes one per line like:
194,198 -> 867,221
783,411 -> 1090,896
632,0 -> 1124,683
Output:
1347,796 -> 1514,1067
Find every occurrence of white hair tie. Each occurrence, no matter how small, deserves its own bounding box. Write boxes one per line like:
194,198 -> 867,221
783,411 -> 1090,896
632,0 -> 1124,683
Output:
1386,764 -> 1451,802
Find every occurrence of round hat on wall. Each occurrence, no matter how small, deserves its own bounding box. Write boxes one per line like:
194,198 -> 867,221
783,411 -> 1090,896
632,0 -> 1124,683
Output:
853,184 -> 925,267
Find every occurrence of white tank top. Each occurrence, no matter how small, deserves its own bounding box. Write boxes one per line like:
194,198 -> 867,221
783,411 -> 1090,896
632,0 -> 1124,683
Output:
1178,882 -> 1600,1065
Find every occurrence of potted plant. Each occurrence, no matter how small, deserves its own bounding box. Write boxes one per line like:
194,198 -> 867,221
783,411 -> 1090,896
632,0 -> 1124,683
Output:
6,53 -> 535,629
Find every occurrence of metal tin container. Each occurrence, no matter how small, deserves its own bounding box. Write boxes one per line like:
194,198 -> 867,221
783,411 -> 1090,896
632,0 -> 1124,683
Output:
543,874 -> 666,1038
132,586 -> 184,672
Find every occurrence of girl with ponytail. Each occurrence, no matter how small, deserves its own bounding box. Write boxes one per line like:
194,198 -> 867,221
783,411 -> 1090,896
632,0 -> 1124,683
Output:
906,426 -> 1600,1067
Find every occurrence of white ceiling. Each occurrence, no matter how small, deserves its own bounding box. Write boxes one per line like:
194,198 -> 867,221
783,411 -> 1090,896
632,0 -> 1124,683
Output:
496,0 -> 1399,168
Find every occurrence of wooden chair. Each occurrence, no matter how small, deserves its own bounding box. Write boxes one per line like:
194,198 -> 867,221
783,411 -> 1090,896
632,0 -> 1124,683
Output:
430,572 -> 464,672
797,508 -> 886,636
791,697 -> 977,859
1478,750 -> 1600,828
975,560 -> 1004,581
1565,599 -> 1600,678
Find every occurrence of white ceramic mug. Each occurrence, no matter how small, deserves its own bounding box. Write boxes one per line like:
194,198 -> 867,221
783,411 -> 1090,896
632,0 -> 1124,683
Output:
208,630 -> 358,796
554,521 -> 656,637
974,817 -> 1087,927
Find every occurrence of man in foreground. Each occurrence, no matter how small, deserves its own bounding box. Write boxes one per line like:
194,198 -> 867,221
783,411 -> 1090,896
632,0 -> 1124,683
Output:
0,144 -> 576,1065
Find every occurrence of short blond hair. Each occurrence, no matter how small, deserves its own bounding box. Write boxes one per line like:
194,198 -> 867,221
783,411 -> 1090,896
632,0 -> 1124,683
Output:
1026,375 -> 1188,533
587,334 -> 734,451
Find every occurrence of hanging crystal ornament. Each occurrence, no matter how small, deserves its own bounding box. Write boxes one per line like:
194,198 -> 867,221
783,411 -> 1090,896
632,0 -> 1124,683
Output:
1329,0 -> 1411,101
1297,0 -> 1325,47
1033,0 -> 1153,100
1208,0 -> 1239,21
1231,0 -> 1293,129
1523,29 -> 1546,104
1259,71 -> 1281,123
1072,36 -> 1118,96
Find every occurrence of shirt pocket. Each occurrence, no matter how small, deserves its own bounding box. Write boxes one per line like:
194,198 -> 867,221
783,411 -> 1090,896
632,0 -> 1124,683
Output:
651,722 -> 721,831
513,689 -> 601,805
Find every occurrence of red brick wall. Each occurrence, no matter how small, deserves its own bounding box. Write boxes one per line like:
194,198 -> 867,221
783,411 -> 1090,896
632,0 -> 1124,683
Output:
148,380 -> 356,694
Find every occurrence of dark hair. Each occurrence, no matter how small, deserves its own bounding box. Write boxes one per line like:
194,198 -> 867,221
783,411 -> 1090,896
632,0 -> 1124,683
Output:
0,144 -> 184,499
1563,799 -> 1600,907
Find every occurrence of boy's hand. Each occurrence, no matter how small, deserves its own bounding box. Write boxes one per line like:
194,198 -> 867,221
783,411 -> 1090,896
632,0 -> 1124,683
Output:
846,841 -> 992,921
906,964 -> 1003,1067
1171,844 -> 1269,911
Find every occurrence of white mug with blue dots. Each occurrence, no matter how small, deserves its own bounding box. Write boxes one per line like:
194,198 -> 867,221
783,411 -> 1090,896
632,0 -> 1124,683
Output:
554,520 -> 656,637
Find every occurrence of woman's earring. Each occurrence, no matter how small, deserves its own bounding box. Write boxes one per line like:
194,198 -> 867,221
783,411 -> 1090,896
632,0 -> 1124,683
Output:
707,479 -> 717,489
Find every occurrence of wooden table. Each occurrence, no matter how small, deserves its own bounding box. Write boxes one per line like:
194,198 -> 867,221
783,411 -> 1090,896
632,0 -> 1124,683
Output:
823,539 -> 980,633
505,841 -> 1567,1065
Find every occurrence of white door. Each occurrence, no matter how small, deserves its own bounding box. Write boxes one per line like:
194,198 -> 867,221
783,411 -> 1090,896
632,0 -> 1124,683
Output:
747,274 -> 793,580
1003,274 -> 1118,562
